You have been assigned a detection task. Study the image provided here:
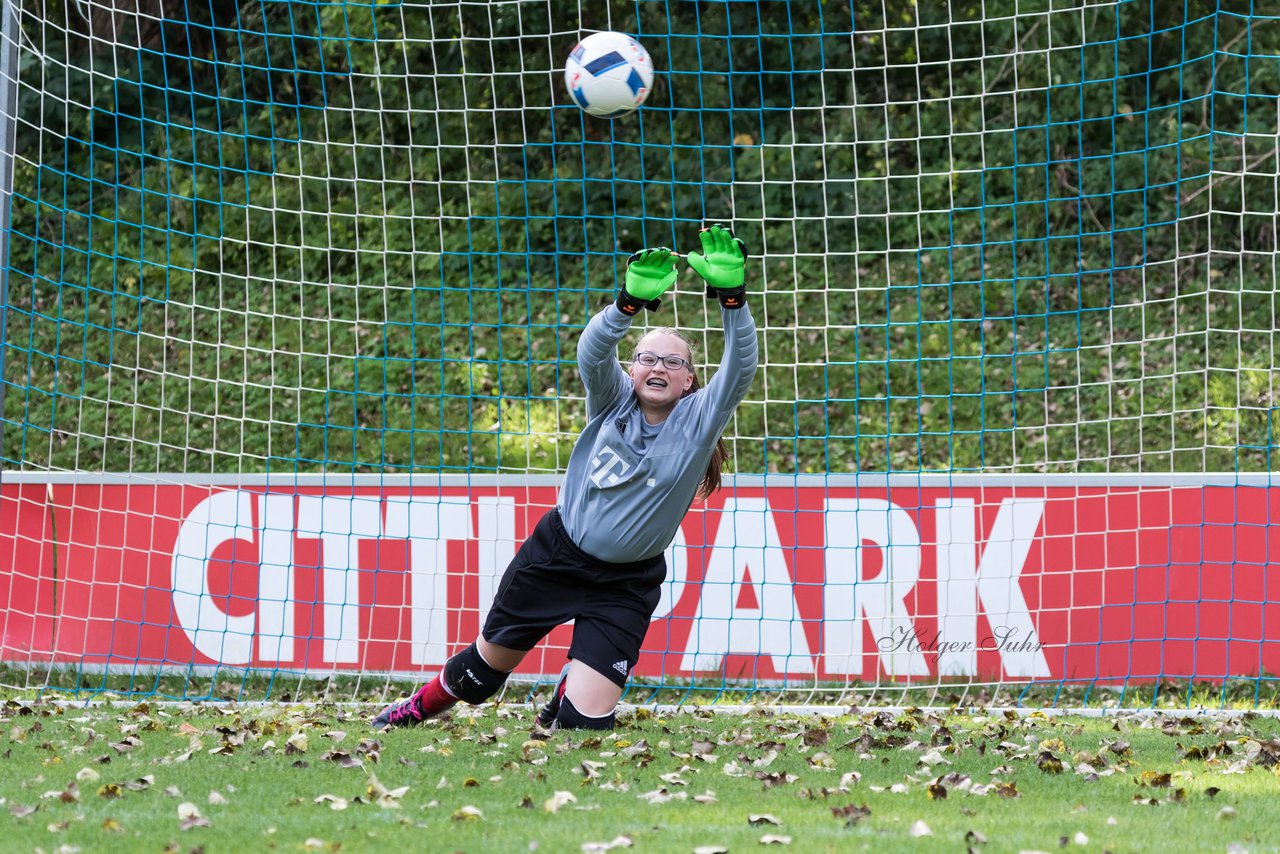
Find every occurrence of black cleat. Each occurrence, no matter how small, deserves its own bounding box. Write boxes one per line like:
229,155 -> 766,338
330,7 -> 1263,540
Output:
535,663 -> 571,728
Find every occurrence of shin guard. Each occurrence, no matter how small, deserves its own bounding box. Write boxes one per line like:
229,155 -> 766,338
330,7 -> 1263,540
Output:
442,643 -> 509,704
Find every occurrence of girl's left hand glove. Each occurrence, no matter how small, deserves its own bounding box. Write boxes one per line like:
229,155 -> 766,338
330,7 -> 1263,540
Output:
616,248 -> 678,316
687,224 -> 748,309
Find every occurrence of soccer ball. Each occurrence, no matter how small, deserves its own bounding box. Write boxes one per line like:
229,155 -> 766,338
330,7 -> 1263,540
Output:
564,31 -> 654,118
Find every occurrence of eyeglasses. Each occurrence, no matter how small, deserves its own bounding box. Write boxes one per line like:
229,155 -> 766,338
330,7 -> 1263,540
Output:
633,351 -> 692,371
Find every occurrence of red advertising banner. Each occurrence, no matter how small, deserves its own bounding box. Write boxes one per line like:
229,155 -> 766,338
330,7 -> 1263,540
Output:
2,479 -> 1279,683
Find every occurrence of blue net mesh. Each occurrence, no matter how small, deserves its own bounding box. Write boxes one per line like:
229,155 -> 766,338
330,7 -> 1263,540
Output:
0,1 -> 1278,704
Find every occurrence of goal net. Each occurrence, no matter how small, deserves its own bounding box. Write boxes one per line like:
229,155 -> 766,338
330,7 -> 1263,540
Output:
0,0 -> 1277,707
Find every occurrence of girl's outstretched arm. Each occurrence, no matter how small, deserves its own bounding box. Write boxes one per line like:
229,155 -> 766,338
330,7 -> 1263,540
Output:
578,248 -> 680,418
688,303 -> 758,427
683,225 -> 760,436
576,304 -> 633,419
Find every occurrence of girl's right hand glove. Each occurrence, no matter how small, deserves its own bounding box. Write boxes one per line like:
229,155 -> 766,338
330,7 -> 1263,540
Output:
687,224 -> 748,309
616,247 -> 678,316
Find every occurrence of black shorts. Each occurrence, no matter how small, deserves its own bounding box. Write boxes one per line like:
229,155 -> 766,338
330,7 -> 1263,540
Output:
481,508 -> 667,688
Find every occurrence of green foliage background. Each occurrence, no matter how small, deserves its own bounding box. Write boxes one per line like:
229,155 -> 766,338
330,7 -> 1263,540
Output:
2,0 -> 1277,475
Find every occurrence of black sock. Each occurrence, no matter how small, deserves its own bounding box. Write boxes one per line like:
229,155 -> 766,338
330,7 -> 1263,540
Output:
554,695 -> 616,731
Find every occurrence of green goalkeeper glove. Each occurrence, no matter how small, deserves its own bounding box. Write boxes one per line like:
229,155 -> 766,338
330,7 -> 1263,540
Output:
686,224 -> 748,309
616,247 -> 678,316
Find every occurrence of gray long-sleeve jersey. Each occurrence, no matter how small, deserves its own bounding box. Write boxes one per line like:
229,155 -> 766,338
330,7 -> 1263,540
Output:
557,303 -> 758,562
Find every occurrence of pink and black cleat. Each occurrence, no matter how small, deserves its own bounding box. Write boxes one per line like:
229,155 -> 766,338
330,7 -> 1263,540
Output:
372,686 -> 428,730
373,681 -> 454,730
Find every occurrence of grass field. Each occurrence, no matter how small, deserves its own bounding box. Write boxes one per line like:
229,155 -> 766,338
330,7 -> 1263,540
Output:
4,696 -> 1280,854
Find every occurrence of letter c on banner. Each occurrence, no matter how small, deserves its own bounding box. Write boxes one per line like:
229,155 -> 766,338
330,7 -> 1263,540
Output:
171,491 -> 256,665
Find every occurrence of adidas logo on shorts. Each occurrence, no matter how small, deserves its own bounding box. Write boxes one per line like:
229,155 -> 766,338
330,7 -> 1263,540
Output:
612,660 -> 629,676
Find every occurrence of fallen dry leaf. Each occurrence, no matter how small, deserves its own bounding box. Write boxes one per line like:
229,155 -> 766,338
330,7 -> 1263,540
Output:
995,781 -> 1021,799
110,737 -> 141,754
756,771 -> 799,789
366,773 -> 409,808
752,750 -> 779,768
1137,771 -> 1172,788
581,835 -> 633,853
177,801 -> 209,831
41,783 -> 78,804
124,776 -> 154,792
320,749 -> 363,769
545,790 -> 577,814
831,803 -> 870,826
314,794 -> 348,811
637,787 -> 685,804
919,748 -> 950,766
1037,751 -> 1064,774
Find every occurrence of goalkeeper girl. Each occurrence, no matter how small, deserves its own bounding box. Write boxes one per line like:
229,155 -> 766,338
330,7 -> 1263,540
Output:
374,225 -> 757,732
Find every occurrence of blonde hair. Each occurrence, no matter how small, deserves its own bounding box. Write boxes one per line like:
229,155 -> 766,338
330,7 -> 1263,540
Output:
634,327 -> 730,500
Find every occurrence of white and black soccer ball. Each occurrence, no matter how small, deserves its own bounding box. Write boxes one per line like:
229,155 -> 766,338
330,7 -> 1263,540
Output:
564,31 -> 654,119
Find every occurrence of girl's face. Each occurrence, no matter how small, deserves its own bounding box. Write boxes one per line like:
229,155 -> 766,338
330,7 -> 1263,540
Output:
629,331 -> 695,416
